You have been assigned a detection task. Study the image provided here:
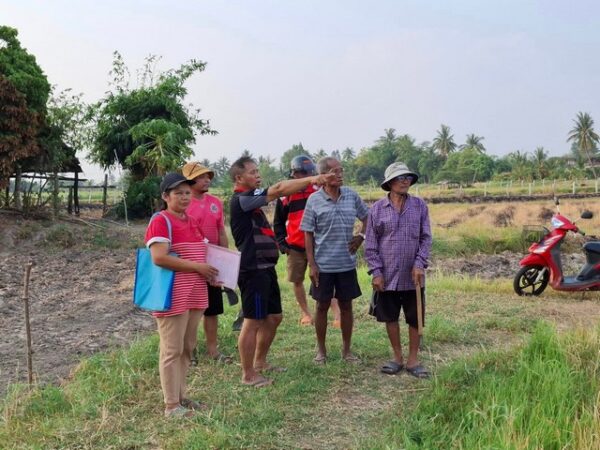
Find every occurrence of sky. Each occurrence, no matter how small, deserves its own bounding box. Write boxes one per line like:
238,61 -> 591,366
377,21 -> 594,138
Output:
3,0 -> 600,181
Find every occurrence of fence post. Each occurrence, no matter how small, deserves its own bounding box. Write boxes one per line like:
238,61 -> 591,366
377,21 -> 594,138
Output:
528,183 -> 532,196
573,181 -> 576,194
484,182 -> 488,197
596,179 -> 599,194
102,174 -> 108,215
22,262 -> 35,387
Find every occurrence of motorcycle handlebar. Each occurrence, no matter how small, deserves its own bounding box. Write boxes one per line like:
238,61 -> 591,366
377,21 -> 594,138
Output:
579,229 -> 586,236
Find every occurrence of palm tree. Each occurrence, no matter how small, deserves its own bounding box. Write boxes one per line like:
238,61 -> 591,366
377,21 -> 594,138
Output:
432,124 -> 456,158
342,147 -> 355,161
567,112 -> 599,178
532,147 -> 548,179
460,134 -> 486,153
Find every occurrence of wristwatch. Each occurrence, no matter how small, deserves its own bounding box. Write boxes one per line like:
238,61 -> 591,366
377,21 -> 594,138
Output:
357,232 -> 366,240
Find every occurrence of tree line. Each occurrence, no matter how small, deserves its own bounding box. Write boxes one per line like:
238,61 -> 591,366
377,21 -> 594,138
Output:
2,25 -> 599,218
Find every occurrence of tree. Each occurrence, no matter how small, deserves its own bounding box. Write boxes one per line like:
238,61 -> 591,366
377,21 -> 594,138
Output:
0,74 -> 40,188
0,26 -> 50,115
341,147 -> 355,162
88,52 -> 216,178
567,112 -> 599,178
88,53 -> 216,217
280,143 -> 310,174
432,124 -> 456,158
461,134 -> 486,153
532,146 -> 549,179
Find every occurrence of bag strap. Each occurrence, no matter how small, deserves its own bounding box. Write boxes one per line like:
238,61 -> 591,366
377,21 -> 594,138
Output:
150,212 -> 173,250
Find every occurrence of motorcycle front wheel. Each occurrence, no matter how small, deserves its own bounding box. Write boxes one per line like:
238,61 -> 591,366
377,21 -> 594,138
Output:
513,265 -> 550,296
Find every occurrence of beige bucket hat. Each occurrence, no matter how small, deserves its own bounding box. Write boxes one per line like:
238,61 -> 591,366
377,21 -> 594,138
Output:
381,162 -> 419,191
182,162 -> 215,180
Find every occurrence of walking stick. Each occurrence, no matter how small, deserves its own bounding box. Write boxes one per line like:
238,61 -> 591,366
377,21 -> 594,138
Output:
416,279 -> 424,348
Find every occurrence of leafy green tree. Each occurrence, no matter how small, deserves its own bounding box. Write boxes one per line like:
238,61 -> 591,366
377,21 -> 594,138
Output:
89,52 -> 216,179
432,124 -> 456,158
507,150 -> 533,181
567,112 -> 599,178
280,143 -> 311,175
532,146 -> 549,179
461,134 -> 486,153
0,26 -> 50,115
341,147 -> 355,162
417,145 -> 444,183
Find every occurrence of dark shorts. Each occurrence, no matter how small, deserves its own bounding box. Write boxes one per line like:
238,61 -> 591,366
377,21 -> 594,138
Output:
204,285 -> 224,316
374,289 -> 425,327
310,269 -> 362,302
238,267 -> 282,320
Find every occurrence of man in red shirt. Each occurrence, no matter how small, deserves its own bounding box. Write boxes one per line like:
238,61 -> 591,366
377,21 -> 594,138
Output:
274,155 -> 318,326
182,162 -> 232,364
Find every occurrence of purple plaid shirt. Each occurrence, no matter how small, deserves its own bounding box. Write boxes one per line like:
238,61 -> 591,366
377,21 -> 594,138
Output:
364,194 -> 432,291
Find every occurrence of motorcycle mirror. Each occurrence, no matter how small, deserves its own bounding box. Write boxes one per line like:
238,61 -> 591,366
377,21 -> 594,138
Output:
581,210 -> 594,219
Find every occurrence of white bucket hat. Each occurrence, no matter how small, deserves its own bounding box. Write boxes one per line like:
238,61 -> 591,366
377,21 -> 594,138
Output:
381,162 -> 419,191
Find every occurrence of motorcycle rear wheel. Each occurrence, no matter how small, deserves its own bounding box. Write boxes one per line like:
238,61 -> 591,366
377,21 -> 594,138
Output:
514,265 -> 549,296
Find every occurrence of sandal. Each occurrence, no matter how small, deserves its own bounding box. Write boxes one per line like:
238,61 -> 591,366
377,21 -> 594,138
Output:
313,354 -> 327,365
164,405 -> 194,418
342,353 -> 361,364
380,361 -> 404,375
406,364 -> 431,379
241,376 -> 273,388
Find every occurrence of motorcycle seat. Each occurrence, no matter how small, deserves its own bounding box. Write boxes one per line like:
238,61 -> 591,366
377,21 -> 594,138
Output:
583,241 -> 600,255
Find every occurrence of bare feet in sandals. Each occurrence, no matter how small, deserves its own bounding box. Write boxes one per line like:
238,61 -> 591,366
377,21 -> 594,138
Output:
241,376 -> 273,388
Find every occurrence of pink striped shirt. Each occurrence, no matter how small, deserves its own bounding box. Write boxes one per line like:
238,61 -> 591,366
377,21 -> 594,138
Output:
144,211 -> 209,317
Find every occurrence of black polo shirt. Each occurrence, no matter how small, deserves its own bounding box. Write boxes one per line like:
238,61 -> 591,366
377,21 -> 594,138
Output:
230,187 -> 279,272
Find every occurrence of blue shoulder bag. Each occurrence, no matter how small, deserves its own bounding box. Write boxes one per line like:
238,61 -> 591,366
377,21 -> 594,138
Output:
133,212 -> 175,312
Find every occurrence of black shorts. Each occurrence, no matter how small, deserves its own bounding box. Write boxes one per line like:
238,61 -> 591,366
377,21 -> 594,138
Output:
238,267 -> 282,320
204,285 -> 224,316
310,269 -> 362,302
373,289 -> 425,328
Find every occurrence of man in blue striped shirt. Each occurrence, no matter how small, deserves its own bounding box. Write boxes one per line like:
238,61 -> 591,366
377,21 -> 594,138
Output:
301,157 -> 369,364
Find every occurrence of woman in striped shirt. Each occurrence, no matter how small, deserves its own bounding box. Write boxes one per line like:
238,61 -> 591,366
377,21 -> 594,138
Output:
145,173 -> 219,418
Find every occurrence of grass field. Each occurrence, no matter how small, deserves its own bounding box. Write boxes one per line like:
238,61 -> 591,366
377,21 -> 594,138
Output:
2,255 -> 600,449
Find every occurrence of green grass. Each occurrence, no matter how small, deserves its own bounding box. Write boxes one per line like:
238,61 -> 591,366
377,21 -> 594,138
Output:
368,322 -> 600,449
2,263 -> 600,449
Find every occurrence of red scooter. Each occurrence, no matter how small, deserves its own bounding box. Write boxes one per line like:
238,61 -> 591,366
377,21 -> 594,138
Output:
514,198 -> 599,296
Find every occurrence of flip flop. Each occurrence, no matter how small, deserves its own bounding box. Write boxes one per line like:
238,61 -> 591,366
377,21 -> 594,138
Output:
342,354 -> 361,364
380,361 -> 404,375
164,405 -> 194,418
406,364 -> 431,379
242,377 -> 273,388
313,354 -> 327,365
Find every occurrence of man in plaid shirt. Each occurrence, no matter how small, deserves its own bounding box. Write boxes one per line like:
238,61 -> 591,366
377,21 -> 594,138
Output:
364,162 -> 432,378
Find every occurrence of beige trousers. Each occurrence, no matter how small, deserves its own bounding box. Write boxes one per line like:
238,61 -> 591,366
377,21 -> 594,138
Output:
155,309 -> 204,405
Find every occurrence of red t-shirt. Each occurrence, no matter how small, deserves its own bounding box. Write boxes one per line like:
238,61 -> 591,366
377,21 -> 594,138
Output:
186,194 -> 224,245
144,211 -> 209,317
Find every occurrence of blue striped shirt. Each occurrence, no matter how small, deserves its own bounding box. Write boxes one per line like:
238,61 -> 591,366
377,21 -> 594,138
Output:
300,186 -> 369,273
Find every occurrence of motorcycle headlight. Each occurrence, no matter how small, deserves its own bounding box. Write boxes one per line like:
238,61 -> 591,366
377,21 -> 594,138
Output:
551,217 -> 565,228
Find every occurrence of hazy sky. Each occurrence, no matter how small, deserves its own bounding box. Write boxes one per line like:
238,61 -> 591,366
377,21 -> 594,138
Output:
3,0 -> 600,181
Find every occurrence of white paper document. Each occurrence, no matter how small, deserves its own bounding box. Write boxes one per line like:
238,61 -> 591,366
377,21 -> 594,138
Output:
205,244 -> 241,290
